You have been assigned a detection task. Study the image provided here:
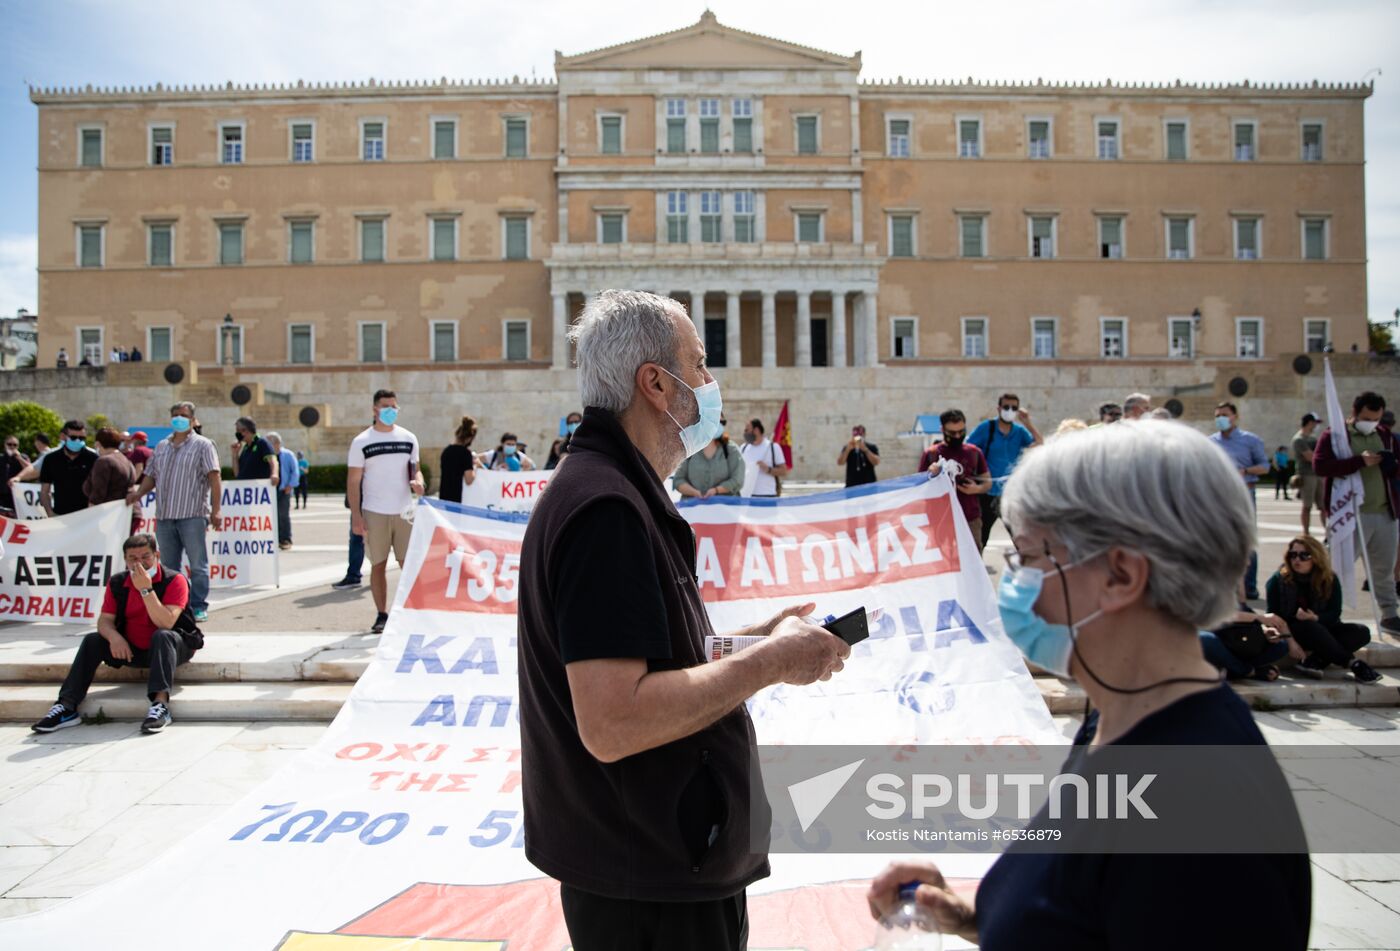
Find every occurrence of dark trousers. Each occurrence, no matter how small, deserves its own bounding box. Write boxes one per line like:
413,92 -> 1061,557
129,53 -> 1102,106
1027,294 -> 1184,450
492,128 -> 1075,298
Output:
294,483 -> 308,508
1199,631 -> 1289,679
1244,489 -> 1259,596
560,884 -> 747,951
58,630 -> 194,708
979,493 -> 1001,549
1291,618 -> 1370,668
347,527 -> 365,583
277,489 -> 293,544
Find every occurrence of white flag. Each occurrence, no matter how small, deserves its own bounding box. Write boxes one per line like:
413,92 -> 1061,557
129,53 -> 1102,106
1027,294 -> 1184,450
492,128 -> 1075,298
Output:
1323,357 -> 1364,606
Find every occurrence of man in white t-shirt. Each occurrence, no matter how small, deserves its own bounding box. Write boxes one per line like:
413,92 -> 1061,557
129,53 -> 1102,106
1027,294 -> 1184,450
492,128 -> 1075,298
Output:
347,389 -> 424,633
739,417 -> 789,498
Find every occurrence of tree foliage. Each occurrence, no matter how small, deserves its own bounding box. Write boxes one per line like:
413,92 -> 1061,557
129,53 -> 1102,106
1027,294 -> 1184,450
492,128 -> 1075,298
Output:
0,401 -> 64,453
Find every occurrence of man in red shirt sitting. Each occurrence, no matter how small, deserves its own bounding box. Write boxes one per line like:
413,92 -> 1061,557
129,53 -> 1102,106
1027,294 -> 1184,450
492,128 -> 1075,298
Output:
925,408 -> 993,552
32,532 -> 200,735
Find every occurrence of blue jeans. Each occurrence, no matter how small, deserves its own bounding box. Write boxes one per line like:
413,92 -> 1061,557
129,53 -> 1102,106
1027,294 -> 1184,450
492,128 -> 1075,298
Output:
156,516 -> 209,612
347,527 -> 365,583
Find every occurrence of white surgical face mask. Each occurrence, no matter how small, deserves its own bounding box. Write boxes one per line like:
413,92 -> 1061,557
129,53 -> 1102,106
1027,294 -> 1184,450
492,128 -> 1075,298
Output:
1355,419 -> 1379,435
662,368 -> 723,457
999,408 -> 1017,424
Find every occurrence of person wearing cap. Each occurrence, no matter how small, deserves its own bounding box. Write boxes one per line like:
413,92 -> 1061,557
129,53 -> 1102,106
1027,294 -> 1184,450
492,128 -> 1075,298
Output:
1291,413 -> 1323,535
123,430 -> 153,482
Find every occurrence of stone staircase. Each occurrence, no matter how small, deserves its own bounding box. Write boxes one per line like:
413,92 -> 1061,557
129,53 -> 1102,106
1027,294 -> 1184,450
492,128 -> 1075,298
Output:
0,628 -> 1395,723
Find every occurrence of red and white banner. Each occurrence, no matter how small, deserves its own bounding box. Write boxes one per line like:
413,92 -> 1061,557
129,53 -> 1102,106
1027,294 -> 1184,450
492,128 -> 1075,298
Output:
459,469 -> 555,513
0,501 -> 127,623
0,475 -> 1058,947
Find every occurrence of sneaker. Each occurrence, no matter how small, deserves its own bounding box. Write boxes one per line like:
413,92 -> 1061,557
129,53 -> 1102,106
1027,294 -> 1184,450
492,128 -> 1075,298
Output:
370,612 -> 389,634
141,702 -> 172,734
1350,658 -> 1383,684
332,578 -> 362,591
1294,654 -> 1327,679
1381,617 -> 1400,636
1245,590 -> 1261,601
31,702 -> 79,733
193,608 -> 209,623
279,541 -> 293,551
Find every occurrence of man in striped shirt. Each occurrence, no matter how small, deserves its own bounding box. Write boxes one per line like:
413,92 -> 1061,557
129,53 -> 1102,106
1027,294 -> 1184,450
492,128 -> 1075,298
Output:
126,401 -> 223,622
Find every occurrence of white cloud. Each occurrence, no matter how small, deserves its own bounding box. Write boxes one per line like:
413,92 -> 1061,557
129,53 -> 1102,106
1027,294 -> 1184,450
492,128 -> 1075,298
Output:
0,235 -> 37,319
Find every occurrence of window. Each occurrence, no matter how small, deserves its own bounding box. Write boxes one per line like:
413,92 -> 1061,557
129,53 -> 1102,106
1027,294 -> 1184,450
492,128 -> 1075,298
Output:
958,118 -> 982,158
889,215 -> 915,257
77,225 -> 103,267
1302,123 -> 1323,162
433,119 -> 456,159
217,324 -> 243,366
1029,216 -> 1056,259
961,318 -> 987,358
699,191 -> 722,243
733,99 -> 753,153
1234,217 -> 1260,260
892,318 -> 918,359
960,215 -> 986,258
1099,216 -> 1124,259
360,218 -> 385,263
148,223 -> 173,266
1304,319 -> 1330,353
1165,121 -> 1188,161
504,320 -> 530,361
733,191 -> 756,243
505,117 -> 527,158
362,120 -> 385,161
1032,318 -> 1057,359
289,220 -> 314,264
1236,318 -> 1263,359
147,326 -> 172,363
218,222 -> 243,265
796,115 -> 818,154
1233,121 -> 1256,161
291,122 -> 314,162
503,216 -> 530,260
79,127 -> 103,167
431,321 -> 457,362
599,213 -> 625,244
431,217 -> 457,261
666,99 -> 686,153
1096,119 -> 1120,160
796,212 -> 822,243
79,328 -> 104,366
150,125 -> 174,165
220,123 -> 244,164
1169,318 -> 1194,358
600,115 -> 622,154
1027,119 -> 1051,159
289,324 -> 314,364
359,323 -> 385,363
699,99 -> 719,154
1302,218 -> 1327,260
1167,217 -> 1193,260
888,117 -> 911,157
1101,318 -> 1127,358
666,191 -> 688,243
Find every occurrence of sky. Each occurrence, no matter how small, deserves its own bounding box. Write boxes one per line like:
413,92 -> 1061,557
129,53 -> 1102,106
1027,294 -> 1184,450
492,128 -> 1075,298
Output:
0,0 -> 1396,328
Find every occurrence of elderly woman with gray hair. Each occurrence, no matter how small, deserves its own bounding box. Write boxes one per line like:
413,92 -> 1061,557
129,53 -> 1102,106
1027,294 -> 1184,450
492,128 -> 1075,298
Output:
869,420 -> 1310,950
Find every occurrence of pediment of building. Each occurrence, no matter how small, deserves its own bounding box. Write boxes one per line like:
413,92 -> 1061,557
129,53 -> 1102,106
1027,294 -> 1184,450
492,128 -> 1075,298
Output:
557,12 -> 859,71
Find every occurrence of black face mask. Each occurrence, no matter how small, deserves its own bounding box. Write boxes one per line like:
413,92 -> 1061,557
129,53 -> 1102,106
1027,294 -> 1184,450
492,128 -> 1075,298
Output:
944,435 -> 965,449
235,431 -> 245,443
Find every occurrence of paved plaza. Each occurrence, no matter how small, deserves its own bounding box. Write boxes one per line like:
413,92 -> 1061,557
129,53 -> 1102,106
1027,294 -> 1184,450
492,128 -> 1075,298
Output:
1,490 -> 1398,947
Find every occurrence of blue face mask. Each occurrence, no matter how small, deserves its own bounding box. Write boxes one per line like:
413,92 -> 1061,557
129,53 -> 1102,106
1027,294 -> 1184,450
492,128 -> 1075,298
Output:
1214,415 -> 1232,432
503,444 -> 517,457
662,368 -> 724,457
567,421 -> 580,435
170,416 -> 191,433
378,407 -> 399,426
996,561 -> 1103,679
64,437 -> 87,452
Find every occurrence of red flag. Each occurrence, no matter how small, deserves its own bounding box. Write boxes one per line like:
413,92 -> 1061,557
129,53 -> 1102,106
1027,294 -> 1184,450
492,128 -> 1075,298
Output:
773,399 -> 793,468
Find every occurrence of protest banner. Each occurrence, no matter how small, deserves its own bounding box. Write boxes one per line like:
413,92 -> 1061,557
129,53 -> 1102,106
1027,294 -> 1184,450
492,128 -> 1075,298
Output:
459,469 -> 555,513
12,482 -> 46,520
0,475 -> 1057,948
129,480 -> 279,588
0,500 -> 127,623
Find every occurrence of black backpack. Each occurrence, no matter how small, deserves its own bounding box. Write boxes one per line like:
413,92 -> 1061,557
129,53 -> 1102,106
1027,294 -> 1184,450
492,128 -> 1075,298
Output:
108,570 -> 205,652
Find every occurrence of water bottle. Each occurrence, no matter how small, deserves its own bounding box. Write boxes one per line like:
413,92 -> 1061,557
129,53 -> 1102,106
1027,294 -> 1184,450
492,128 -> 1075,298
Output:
873,881 -> 943,950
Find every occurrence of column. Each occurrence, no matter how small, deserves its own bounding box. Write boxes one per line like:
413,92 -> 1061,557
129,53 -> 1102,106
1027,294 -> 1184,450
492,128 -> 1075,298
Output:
551,291 -> 569,370
851,189 -> 863,244
794,290 -> 812,368
831,290 -> 847,368
725,291 -> 742,368
861,290 -> 880,367
691,290 -> 707,325
761,291 -> 777,368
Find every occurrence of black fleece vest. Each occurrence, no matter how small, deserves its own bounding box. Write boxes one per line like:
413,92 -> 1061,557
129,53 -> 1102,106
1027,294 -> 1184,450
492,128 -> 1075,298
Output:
516,407 -> 771,901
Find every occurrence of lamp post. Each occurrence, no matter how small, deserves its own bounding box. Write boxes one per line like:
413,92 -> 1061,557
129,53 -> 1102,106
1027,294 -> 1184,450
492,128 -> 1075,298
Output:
221,313 -> 234,366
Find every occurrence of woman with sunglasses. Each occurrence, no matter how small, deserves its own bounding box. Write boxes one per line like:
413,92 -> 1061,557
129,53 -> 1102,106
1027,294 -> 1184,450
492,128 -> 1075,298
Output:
1266,536 -> 1380,683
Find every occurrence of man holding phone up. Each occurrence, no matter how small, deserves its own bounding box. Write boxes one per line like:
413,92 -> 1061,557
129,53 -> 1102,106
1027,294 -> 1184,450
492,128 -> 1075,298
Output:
838,424 -> 880,488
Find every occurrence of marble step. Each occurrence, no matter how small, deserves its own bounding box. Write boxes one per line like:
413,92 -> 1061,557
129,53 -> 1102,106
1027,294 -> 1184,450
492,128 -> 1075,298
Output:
1036,669 -> 1400,715
0,682 -> 353,722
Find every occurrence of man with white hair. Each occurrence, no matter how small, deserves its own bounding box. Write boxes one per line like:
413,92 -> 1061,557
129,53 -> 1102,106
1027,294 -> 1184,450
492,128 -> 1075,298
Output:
1123,392 -> 1153,420
517,289 -> 849,950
